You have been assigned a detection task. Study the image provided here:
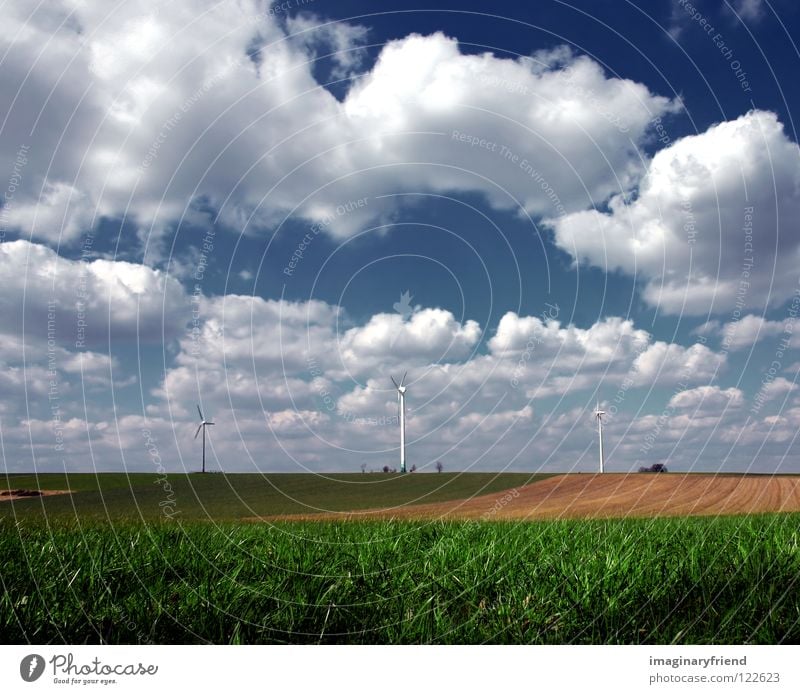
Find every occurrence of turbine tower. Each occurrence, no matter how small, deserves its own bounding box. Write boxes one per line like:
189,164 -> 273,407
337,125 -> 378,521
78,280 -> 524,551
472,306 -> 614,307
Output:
195,405 -> 215,473
594,402 -> 606,473
391,372 -> 408,473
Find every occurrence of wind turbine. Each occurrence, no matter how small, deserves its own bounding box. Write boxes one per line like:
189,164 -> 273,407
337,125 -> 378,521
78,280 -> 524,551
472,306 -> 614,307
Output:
391,372 -> 408,474
594,402 -> 606,473
195,405 -> 215,474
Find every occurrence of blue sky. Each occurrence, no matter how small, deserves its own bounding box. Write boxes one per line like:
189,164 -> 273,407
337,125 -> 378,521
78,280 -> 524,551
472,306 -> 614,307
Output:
1,0 -> 800,474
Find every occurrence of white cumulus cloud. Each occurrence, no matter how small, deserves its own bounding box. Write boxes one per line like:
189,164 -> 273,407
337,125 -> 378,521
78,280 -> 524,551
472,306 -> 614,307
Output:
548,110 -> 800,315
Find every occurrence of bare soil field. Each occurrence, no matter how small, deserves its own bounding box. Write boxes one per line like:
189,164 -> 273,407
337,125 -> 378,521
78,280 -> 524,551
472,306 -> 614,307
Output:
0,489 -> 72,502
259,473 -> 800,521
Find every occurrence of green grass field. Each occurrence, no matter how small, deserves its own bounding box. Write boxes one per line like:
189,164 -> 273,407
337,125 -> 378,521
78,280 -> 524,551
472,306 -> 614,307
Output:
2,513 -> 799,644
0,472 -> 548,522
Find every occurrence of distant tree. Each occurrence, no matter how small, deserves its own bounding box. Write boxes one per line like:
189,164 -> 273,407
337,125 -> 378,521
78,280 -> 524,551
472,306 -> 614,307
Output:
361,463 -> 366,474
382,465 -> 390,473
435,461 -> 443,473
639,463 -> 668,473
410,464 -> 417,473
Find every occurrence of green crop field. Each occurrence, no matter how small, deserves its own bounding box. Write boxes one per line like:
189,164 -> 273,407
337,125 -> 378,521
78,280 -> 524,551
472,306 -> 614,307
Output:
0,472 -> 549,522
2,513 -> 799,644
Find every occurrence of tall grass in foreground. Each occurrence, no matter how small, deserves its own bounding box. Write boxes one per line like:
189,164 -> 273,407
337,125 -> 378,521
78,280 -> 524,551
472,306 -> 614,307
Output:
1,514 -> 799,644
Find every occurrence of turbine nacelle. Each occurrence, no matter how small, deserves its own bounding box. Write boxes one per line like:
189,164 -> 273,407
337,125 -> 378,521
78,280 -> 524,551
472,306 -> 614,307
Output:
195,405 -> 215,437
391,372 -> 408,394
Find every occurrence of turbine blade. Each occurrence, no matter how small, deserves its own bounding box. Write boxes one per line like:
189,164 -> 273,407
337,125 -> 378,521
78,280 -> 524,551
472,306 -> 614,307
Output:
194,424 -> 203,439
197,405 -> 204,421
207,421 -> 215,426
391,376 -> 399,389
401,371 -> 407,386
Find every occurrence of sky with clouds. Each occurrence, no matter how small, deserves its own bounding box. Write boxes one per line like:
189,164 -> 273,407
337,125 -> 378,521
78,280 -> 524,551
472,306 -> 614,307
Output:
2,0 -> 800,474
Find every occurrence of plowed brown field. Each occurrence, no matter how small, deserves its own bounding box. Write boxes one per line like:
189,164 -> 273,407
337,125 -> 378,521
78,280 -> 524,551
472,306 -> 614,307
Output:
259,473 -> 800,522
0,489 -> 72,502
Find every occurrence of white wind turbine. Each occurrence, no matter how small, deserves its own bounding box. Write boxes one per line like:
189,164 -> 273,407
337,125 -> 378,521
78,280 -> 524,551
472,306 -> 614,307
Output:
195,405 -> 215,474
594,401 -> 606,473
391,372 -> 408,474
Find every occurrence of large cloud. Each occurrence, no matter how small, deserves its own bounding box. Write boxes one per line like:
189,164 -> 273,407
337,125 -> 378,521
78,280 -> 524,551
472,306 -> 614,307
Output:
0,239 -> 188,346
0,1 -> 676,253
668,385 -> 744,414
710,314 -> 800,352
489,312 -> 723,388
548,110 -> 800,315
0,240 -> 183,424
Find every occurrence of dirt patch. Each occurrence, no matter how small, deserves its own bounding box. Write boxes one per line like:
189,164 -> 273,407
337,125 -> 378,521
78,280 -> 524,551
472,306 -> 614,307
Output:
0,489 -> 72,502
252,474 -> 800,522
